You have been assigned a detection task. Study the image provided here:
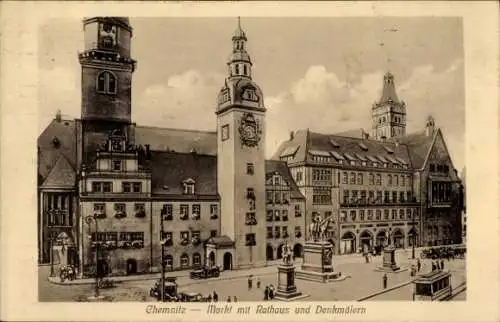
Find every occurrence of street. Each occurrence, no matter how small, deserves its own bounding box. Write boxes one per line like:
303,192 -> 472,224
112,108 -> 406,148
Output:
38,250 -> 466,302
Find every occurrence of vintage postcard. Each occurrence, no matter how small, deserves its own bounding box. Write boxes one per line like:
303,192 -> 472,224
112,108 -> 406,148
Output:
0,1 -> 499,322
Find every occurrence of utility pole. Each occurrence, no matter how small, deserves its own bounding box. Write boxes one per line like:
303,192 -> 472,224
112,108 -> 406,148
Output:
160,209 -> 165,302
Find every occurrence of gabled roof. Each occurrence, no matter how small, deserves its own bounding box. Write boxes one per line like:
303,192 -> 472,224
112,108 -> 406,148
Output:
389,130 -> 434,169
38,119 -> 77,182
134,125 -> 217,155
148,151 -> 218,197
41,154 -> 76,188
265,160 -> 305,200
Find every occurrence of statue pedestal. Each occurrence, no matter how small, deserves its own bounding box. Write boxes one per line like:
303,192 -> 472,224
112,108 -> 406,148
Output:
274,262 -> 307,301
375,247 -> 408,273
296,240 -> 346,283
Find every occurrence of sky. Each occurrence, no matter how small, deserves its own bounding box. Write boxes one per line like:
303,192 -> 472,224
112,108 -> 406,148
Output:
38,17 -> 465,171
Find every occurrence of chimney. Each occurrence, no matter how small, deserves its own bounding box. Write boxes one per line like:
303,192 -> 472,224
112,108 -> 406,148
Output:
55,109 -> 62,122
289,131 -> 294,141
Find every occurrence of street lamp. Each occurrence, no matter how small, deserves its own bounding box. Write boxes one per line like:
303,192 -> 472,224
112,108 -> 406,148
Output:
85,215 -> 100,299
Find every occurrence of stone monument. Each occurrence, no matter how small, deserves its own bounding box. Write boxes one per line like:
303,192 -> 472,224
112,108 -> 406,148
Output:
274,242 -> 307,301
296,214 -> 347,283
375,245 -> 408,273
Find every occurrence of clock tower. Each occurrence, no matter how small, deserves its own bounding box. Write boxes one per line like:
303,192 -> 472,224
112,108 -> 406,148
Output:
78,17 -> 137,166
216,18 -> 267,269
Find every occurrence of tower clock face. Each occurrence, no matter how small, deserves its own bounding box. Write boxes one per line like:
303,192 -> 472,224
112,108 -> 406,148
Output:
239,113 -> 261,147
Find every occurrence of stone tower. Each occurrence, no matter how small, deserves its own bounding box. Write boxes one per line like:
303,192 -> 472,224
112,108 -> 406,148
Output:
216,18 -> 267,269
371,72 -> 407,141
78,17 -> 137,165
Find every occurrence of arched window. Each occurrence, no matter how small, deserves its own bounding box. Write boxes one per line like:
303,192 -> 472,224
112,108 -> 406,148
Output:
235,64 -> 240,75
180,253 -> 189,268
96,71 -> 117,94
388,175 -> 392,185
243,64 -> 247,76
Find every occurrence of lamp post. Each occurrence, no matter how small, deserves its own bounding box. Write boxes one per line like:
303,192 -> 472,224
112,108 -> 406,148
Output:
85,215 -> 100,299
160,208 -> 165,302
49,236 -> 55,277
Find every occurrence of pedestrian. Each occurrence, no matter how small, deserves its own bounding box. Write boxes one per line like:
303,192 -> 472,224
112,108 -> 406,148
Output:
207,294 -> 212,302
233,296 -> 237,302
365,254 -> 369,263
382,273 -> 388,289
264,286 -> 269,301
227,296 -> 231,302
248,275 -> 253,290
417,259 -> 421,272
213,291 -> 218,302
256,278 -> 261,289
269,284 -> 275,299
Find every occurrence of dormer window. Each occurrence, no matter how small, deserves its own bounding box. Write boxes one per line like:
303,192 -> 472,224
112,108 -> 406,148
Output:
96,71 -> 117,94
112,160 -> 122,171
183,178 -> 195,195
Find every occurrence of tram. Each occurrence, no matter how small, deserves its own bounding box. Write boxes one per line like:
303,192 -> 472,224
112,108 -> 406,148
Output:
413,269 -> 452,301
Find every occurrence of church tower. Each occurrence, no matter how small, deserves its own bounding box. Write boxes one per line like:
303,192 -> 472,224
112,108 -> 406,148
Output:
78,17 -> 136,165
371,72 -> 407,141
216,18 -> 267,269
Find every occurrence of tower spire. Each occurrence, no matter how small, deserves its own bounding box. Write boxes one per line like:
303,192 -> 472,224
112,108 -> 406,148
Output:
227,17 -> 252,80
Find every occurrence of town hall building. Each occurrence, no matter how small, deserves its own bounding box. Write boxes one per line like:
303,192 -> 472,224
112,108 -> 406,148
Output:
37,17 -> 464,278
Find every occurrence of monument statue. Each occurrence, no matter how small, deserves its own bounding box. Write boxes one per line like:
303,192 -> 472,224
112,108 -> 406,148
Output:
282,241 -> 293,265
308,213 -> 333,241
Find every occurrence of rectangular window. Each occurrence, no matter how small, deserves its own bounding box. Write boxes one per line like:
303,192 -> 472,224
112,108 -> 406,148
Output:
340,211 -> 347,222
369,173 -> 374,185
350,172 -> 356,184
210,204 -> 218,219
407,191 -> 413,201
384,210 -> 390,220
122,182 -> 131,193
377,191 -> 382,202
376,210 -> 381,220
192,204 -> 201,220
282,210 -> 288,221
400,191 -> 405,202
267,227 -> 273,238
296,171 -> 303,182
274,210 -> 280,221
360,210 -> 365,221
180,231 -> 189,241
294,204 -> 301,217
388,175 -> 393,186
134,203 -> 145,217
210,230 -> 217,237
245,212 -> 257,225
114,203 -> 125,213
369,190 -> 375,202
376,174 -> 382,185
395,175 -> 399,186
384,191 -> 390,203
399,209 -> 405,220
350,210 -> 356,221
401,175 -> 405,186
273,176 -> 280,185
92,181 -> 113,193
180,204 -> 189,220
161,204 -> 173,220
342,172 -> 348,184
221,124 -> 230,141
282,226 -> 289,238
391,209 -> 397,220
112,160 -> 122,171
266,191 -> 273,204
274,227 -> 281,238
94,203 -> 105,213
392,191 -> 398,203
295,226 -> 301,238
313,188 -> 331,205
357,173 -> 363,185
274,191 -> 281,203
313,169 -> 332,182
246,163 -> 254,175
267,210 -> 273,221
282,192 -> 289,204
133,182 -> 142,193
367,210 -> 373,220
343,190 -> 350,204
245,233 -> 256,246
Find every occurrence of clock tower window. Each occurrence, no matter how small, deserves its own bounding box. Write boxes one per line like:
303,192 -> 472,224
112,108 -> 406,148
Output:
96,71 -> 117,94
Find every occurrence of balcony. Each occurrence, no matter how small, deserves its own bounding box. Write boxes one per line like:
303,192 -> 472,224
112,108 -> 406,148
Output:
340,197 -> 419,208
114,211 -> 126,219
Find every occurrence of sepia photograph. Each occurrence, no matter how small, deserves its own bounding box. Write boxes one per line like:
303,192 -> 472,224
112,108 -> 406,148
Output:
1,2 -> 498,322
37,16 -> 466,303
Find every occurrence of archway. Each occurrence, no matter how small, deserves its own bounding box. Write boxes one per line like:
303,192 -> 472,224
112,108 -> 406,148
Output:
392,229 -> 404,248
126,258 -> 137,275
223,252 -> 232,270
340,231 -> 356,254
359,230 -> 373,252
293,243 -> 303,258
266,245 -> 274,260
277,244 -> 284,259
376,230 -> 387,246
408,228 -> 418,247
208,252 -> 215,267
